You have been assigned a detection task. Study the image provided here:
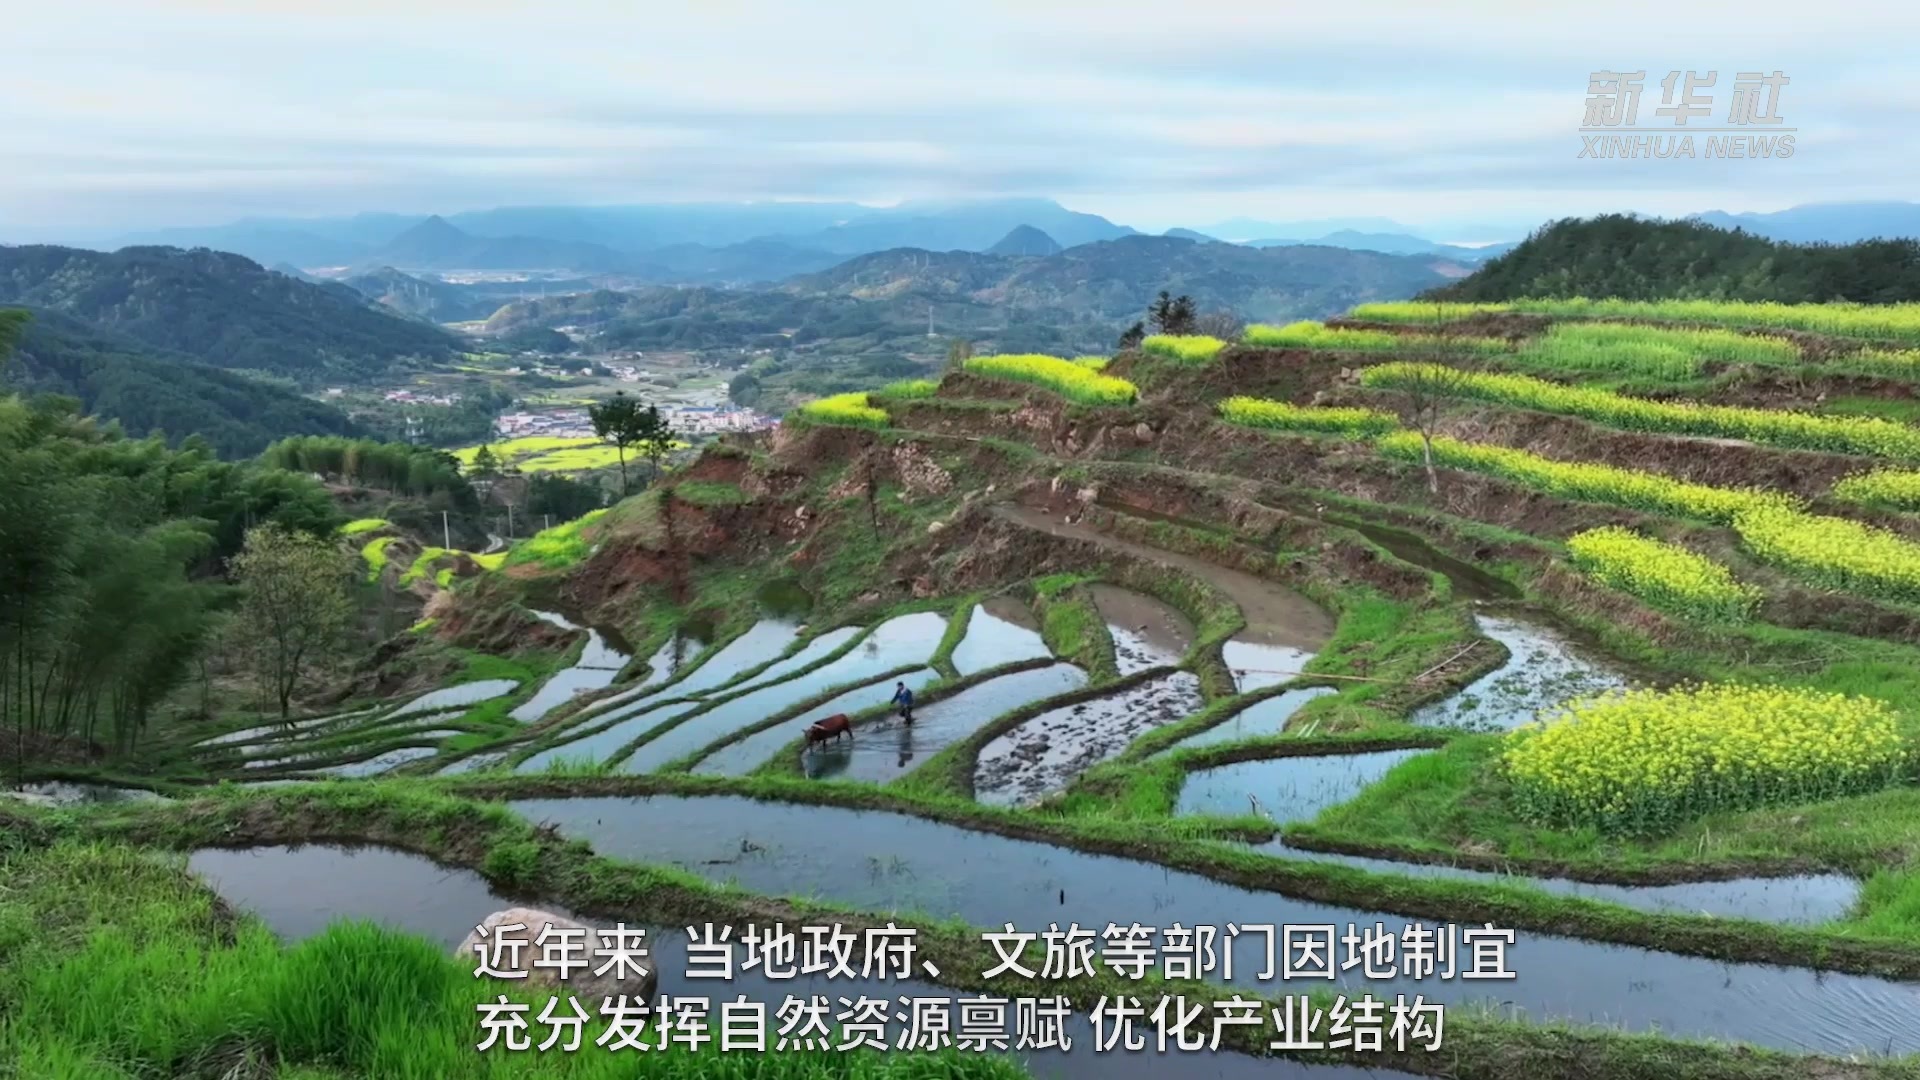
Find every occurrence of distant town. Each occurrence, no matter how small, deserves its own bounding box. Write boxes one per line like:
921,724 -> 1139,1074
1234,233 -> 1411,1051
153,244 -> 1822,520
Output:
491,403 -> 778,441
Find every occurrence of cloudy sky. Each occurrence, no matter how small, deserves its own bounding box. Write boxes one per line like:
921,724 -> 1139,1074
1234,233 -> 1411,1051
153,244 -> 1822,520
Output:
6,0 -> 1913,240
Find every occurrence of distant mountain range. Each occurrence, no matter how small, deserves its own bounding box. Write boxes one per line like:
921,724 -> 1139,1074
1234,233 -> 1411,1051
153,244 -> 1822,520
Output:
1686,202 -> 1920,245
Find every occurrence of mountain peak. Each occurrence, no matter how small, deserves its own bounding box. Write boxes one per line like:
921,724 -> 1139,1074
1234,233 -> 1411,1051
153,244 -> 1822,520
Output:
986,225 -> 1063,257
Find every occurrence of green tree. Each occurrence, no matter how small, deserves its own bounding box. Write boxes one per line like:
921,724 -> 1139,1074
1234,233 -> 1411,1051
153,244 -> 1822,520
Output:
1117,321 -> 1146,350
470,445 -> 502,483
635,404 -> 678,484
588,392 -> 648,497
230,523 -> 353,720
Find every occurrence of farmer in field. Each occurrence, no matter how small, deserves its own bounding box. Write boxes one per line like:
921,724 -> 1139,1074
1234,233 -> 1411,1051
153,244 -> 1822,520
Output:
891,681 -> 915,725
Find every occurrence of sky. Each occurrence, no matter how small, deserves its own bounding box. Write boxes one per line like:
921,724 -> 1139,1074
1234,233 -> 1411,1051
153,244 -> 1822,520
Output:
5,0 -> 1916,241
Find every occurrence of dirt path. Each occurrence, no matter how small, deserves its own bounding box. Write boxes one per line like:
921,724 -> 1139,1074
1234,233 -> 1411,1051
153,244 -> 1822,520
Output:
995,505 -> 1336,649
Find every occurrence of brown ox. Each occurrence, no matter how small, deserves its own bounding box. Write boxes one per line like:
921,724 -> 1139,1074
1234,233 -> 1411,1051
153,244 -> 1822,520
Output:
804,713 -> 853,749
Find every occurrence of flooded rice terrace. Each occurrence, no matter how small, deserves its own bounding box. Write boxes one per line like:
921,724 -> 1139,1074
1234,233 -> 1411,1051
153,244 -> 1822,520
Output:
950,598 -> 1054,676
190,844 -> 1393,1080
806,663 -> 1091,784
477,795 -> 1920,1056
1176,749 -> 1427,822
975,672 -> 1207,807
510,623 -> 632,723
1090,584 -> 1192,674
1414,614 -> 1628,731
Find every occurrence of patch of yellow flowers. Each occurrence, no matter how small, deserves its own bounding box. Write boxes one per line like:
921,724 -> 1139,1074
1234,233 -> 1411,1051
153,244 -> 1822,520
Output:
1504,684 -> 1906,835
1833,467 -> 1920,511
1361,362 -> 1920,461
1218,396 -> 1400,437
1374,431 -> 1786,523
964,354 -> 1139,406
1243,320 -> 1506,354
796,392 -> 889,428
1566,527 -> 1760,621
1733,502 -> 1920,604
1140,335 -> 1227,363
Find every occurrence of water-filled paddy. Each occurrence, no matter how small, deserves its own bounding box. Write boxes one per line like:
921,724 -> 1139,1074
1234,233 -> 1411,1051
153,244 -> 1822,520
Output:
649,619 -> 801,700
1413,615 -> 1627,731
949,598 -> 1052,676
189,844 -> 1389,1080
510,628 -> 631,722
386,680 -> 518,720
1156,688 -> 1339,756
312,745 -> 442,777
693,667 -> 943,777
505,793 -> 1920,1055
808,663 -> 1090,785
1090,584 -> 1192,674
618,612 -> 949,773
976,672 -> 1205,807
1177,749 -> 1426,822
728,625 -> 864,694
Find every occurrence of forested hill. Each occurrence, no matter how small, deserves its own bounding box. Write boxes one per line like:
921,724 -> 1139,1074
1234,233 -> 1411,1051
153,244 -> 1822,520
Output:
0,245 -> 462,382
1431,215 -> 1920,304
0,309 -> 364,457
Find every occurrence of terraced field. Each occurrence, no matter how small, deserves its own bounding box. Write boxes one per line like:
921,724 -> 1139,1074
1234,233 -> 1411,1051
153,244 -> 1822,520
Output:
35,297 -> 1920,1080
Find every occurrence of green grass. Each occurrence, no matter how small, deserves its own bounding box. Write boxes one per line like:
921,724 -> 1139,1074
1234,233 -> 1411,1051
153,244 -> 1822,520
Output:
1244,320 -> 1507,354
1217,396 -> 1400,437
876,378 -> 940,399
795,392 -> 890,428
672,480 -> 748,508
360,536 -> 398,583
1351,297 -> 1920,344
1507,322 -> 1800,381
0,840 -> 1029,1079
502,509 -> 608,571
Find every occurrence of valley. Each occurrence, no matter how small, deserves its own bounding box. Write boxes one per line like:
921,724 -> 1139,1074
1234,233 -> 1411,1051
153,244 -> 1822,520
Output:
17,247 -> 1920,1077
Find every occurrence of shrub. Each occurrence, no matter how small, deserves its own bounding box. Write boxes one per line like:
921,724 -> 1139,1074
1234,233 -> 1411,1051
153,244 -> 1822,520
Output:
963,354 -> 1138,406
1361,362 -> 1920,460
1141,334 -> 1227,363
1218,396 -> 1399,437
1566,527 -> 1760,621
1504,684 -> 1906,835
795,392 -> 889,428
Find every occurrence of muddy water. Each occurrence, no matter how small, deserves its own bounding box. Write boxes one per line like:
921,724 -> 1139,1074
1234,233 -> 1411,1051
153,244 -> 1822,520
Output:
1413,614 -> 1628,732
1221,642 -> 1318,694
1155,688 -> 1339,757
1091,584 -> 1193,674
695,668 -> 943,778
998,506 -> 1335,650
437,751 -> 509,776
975,673 -> 1207,808
508,794 -> 1920,1056
1324,516 -> 1521,603
1178,750 -> 1426,822
619,612 -> 949,774
190,844 -> 1390,1080
808,663 -> 1091,785
511,625 -> 633,723
950,598 -> 1053,677
8,781 -> 167,806
387,680 -> 518,720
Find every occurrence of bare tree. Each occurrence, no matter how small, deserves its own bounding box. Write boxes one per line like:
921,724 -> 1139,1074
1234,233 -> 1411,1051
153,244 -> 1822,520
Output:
1390,304 -> 1473,495
1193,310 -> 1243,341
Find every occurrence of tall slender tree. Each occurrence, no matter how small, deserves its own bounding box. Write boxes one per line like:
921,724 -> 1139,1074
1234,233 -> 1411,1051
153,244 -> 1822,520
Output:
230,523 -> 353,720
588,392 -> 647,497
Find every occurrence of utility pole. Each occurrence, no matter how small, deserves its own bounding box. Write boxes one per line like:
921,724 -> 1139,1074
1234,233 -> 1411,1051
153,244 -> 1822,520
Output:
442,510 -> 451,550
506,504 -> 514,539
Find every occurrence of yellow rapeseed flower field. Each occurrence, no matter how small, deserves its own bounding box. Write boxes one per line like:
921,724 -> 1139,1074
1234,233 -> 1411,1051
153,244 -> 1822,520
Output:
1218,396 -> 1399,437
1504,684 -> 1906,835
1566,527 -> 1760,621
1140,335 -> 1227,363
795,392 -> 890,428
963,354 -> 1138,406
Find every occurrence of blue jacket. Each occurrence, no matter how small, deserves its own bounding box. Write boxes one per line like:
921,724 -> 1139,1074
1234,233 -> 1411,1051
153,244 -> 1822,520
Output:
892,685 -> 913,706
